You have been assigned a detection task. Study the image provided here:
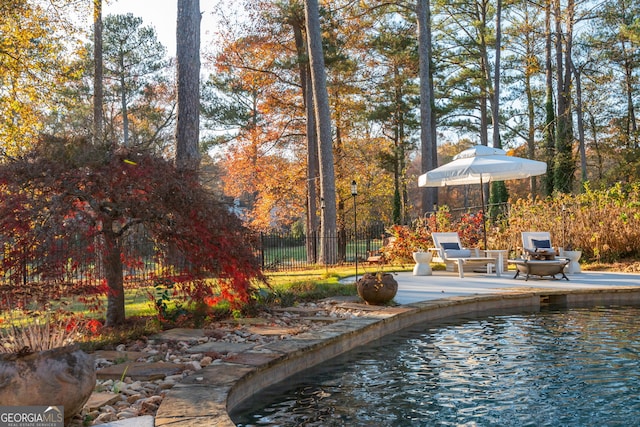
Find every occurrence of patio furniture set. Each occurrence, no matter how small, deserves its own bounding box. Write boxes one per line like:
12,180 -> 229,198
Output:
411,231 -> 580,281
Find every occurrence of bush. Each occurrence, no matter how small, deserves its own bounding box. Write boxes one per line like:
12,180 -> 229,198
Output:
503,183 -> 640,262
383,207 -> 485,263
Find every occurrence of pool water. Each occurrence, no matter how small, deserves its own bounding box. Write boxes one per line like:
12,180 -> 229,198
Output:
231,306 -> 640,426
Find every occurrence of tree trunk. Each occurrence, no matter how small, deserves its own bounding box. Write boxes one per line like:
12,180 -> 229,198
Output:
554,0 -> 575,193
305,77 -> 319,263
492,0 -> 502,150
489,0 -> 507,220
417,0 -> 438,215
476,0 -> 491,150
304,0 -> 337,265
543,0 -> 555,196
103,225 -> 125,327
290,16 -> 319,263
524,6 -> 537,195
572,60 -> 587,184
93,0 -> 103,147
120,74 -> 129,147
622,43 -> 638,147
175,0 -> 201,172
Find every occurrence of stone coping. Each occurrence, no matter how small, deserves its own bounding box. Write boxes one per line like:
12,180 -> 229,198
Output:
154,287 -> 640,426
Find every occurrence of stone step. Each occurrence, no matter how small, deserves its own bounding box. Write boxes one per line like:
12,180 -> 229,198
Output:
92,350 -> 148,363
84,392 -> 121,411
300,316 -> 341,323
186,341 -> 255,355
270,306 -> 323,315
336,302 -> 387,311
149,328 -> 205,342
99,415 -> 154,427
96,362 -> 184,381
245,325 -> 299,336
220,317 -> 272,326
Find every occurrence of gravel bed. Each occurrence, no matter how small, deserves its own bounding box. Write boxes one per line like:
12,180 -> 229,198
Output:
72,300 -> 369,426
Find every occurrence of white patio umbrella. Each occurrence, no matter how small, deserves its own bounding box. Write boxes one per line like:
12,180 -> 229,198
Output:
418,145 -> 547,247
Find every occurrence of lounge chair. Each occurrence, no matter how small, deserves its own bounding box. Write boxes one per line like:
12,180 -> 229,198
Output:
521,231 -> 558,254
511,231 -> 570,280
431,232 -> 498,278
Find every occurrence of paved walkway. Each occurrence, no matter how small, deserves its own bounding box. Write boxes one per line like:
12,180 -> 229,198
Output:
391,269 -> 640,304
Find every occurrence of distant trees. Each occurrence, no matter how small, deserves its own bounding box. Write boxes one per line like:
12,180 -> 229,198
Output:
0,0 -> 72,155
3,0 -> 640,269
102,13 -> 169,148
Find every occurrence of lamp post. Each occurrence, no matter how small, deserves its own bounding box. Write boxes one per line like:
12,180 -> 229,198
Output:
351,180 -> 358,282
562,204 -> 566,249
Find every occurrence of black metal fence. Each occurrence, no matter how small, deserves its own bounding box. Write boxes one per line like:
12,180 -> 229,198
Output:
0,223 -> 391,290
258,223 -> 389,271
0,230 -> 184,290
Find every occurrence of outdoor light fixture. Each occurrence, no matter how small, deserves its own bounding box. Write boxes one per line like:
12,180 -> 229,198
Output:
351,180 -> 358,282
562,204 -> 566,249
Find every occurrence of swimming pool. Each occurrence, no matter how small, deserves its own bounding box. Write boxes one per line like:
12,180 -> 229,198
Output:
231,306 -> 640,426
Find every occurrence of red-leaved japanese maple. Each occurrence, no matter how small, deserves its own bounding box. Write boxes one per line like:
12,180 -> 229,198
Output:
0,137 -> 266,326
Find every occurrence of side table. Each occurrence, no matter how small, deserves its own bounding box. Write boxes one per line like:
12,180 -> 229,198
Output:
412,251 -> 432,276
483,249 -> 508,274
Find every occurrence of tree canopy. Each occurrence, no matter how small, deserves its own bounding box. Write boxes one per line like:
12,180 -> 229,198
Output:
2,0 -> 640,251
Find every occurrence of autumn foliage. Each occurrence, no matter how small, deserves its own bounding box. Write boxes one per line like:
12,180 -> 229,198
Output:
383,208 -> 486,263
0,137 -> 266,326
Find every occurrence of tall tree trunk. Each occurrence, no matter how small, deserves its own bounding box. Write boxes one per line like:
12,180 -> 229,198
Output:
304,0 -> 337,265
176,0 -> 201,172
554,0 -> 575,193
543,0 -> 555,196
417,0 -> 438,215
489,0 -> 507,220
489,0 -> 509,219
290,14 -> 319,263
477,0 -> 491,149
572,60 -> 587,184
93,0 -> 103,147
120,74 -> 129,146
492,0 -> 502,150
622,43 -> 638,147
305,77 -> 319,263
524,7 -> 538,195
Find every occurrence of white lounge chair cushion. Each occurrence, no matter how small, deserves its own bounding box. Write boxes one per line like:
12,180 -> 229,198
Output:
444,249 -> 472,258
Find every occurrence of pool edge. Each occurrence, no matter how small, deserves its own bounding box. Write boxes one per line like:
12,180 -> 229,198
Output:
154,287 -> 640,426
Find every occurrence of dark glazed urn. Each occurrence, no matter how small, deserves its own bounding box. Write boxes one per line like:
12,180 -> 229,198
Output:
0,344 -> 96,424
356,273 -> 398,305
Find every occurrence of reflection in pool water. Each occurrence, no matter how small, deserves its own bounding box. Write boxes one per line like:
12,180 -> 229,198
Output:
231,306 -> 640,426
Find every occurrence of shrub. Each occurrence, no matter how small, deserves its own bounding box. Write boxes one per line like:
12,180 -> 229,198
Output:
0,137 -> 267,326
383,207 -> 486,263
497,182 -> 640,262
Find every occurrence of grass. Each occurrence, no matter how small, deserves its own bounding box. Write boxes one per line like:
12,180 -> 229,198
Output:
0,263 -> 414,350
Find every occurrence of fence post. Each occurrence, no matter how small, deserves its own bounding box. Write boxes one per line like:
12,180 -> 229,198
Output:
259,232 -> 265,270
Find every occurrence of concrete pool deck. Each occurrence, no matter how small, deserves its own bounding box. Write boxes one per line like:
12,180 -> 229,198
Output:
152,270 -> 640,427
393,269 -> 640,304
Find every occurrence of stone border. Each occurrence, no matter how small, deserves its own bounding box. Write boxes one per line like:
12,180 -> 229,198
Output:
154,287 -> 640,426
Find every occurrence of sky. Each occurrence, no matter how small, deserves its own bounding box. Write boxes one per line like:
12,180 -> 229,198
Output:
103,0 -> 220,56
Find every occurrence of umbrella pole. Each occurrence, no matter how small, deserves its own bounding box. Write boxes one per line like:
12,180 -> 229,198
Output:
481,175 -> 487,250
